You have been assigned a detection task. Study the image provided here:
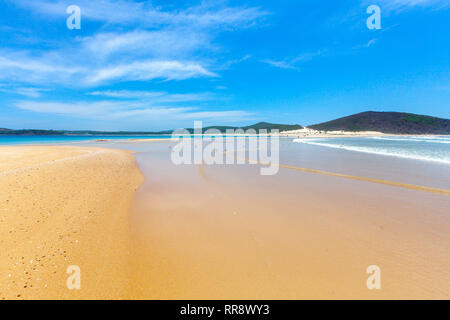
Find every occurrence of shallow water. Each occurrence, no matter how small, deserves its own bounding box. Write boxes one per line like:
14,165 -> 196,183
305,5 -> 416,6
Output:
0,135 -> 171,145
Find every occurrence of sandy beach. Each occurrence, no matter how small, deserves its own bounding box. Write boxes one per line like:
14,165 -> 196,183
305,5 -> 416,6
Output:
1,140 -> 449,300
0,146 -> 143,299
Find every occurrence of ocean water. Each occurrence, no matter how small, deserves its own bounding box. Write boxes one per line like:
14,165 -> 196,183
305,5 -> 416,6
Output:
0,135 -> 171,145
293,136 -> 450,165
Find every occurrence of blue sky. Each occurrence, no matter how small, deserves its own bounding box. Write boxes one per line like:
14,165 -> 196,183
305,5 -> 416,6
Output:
0,0 -> 448,131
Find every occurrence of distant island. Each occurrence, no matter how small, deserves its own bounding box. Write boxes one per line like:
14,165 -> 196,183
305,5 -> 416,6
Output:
1,112 -> 449,135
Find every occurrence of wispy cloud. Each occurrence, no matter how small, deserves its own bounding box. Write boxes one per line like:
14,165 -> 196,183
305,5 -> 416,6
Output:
362,0 -> 450,12
0,52 -> 216,86
12,0 -> 268,28
262,59 -> 298,70
353,38 -> 378,50
90,90 -> 214,103
0,85 -> 50,98
365,39 -> 377,47
221,54 -> 252,69
15,99 -> 251,122
0,53 -> 85,85
262,50 -> 326,70
80,29 -> 211,60
15,100 -> 125,116
87,60 -> 217,85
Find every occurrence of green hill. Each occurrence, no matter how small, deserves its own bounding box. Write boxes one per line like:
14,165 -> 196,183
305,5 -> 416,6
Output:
308,111 -> 450,134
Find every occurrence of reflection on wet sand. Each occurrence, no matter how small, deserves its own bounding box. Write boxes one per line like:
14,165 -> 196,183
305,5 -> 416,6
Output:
124,140 -> 449,299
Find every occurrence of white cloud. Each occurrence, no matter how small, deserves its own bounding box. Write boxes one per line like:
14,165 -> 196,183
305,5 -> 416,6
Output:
11,0 -> 147,24
12,0 -> 268,28
387,0 -> 448,7
363,0 -> 449,11
291,50 -> 327,63
81,30 -> 211,60
0,53 -> 85,84
14,99 -> 251,122
262,50 -> 326,70
0,86 -> 50,98
15,99 -> 197,119
90,90 -> 166,99
89,90 -> 214,103
262,59 -> 298,70
0,52 -> 216,86
366,39 -> 377,47
86,60 -> 217,85
15,100 -> 126,116
221,54 -> 252,69
353,38 -> 378,50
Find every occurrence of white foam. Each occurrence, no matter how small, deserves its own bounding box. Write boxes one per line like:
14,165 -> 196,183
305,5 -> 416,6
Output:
293,139 -> 450,165
370,136 -> 450,144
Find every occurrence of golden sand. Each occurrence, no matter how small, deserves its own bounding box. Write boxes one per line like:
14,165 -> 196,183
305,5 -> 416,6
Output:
0,146 -> 143,299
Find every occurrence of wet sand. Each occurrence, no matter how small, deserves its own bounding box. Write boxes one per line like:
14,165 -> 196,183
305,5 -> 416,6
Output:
0,146 -> 143,299
122,140 -> 449,299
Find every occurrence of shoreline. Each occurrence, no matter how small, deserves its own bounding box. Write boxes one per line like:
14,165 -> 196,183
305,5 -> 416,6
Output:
0,146 -> 144,299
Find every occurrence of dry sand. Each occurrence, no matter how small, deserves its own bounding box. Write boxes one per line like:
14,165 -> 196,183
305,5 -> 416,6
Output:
0,146 -> 143,299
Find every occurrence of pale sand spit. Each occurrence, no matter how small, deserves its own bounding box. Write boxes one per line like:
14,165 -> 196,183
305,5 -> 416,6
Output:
0,146 -> 143,299
280,128 -> 385,138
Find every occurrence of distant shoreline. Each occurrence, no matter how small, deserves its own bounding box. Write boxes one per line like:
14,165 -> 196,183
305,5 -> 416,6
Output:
1,111 -> 449,137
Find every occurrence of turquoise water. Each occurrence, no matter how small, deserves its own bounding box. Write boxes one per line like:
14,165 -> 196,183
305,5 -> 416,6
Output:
293,136 -> 450,165
0,135 -> 171,145
2,134 -> 449,165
